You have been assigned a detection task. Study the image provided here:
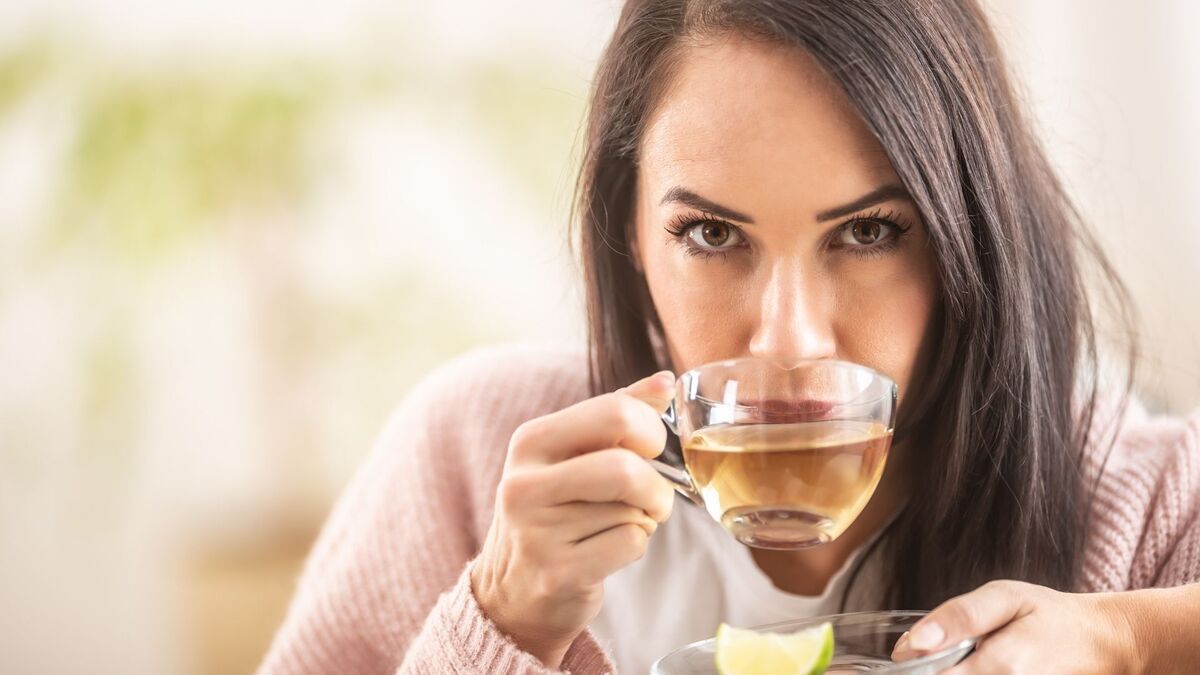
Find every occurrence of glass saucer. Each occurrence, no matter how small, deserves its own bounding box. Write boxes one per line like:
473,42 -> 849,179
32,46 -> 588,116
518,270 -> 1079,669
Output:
651,610 -> 975,674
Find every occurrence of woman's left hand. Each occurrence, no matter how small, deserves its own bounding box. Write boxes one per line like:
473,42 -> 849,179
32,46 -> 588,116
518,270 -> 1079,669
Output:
891,580 -> 1141,674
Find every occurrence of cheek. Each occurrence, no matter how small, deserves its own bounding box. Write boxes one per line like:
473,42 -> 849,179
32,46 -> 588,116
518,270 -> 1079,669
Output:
641,242 -> 753,366
833,256 -> 938,403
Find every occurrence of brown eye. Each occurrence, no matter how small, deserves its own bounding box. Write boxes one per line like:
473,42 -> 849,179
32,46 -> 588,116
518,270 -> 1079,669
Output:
850,220 -> 883,244
701,222 -> 730,246
835,215 -> 910,259
838,218 -> 902,249
683,220 -> 743,253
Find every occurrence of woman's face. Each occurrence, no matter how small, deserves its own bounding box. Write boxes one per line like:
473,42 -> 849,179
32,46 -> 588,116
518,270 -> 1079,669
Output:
635,35 -> 939,403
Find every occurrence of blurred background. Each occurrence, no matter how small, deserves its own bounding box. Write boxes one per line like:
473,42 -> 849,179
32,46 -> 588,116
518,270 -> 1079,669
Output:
0,1 -> 1196,673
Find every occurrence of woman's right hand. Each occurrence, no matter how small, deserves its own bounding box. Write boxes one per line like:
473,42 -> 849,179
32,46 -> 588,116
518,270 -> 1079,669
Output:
469,370 -> 678,668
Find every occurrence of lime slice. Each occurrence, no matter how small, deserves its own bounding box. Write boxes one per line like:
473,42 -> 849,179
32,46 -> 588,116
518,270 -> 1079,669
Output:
714,621 -> 834,675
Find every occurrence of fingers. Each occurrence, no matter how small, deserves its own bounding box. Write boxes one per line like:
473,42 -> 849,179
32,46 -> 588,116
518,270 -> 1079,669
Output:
474,370 -> 678,662
508,371 -> 676,464
616,370 -> 676,413
940,632 -> 1021,675
534,448 -> 676,522
535,501 -> 659,543
906,580 -> 1037,654
891,631 -> 915,661
570,522 -> 653,585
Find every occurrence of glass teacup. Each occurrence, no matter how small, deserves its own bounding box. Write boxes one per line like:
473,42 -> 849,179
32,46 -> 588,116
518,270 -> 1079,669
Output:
650,357 -> 897,549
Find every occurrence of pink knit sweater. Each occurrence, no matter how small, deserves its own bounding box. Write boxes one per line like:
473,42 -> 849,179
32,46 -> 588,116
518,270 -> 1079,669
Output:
258,342 -> 1200,674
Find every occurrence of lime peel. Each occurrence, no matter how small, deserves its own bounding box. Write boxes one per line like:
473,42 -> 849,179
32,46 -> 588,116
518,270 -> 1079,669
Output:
714,621 -> 834,675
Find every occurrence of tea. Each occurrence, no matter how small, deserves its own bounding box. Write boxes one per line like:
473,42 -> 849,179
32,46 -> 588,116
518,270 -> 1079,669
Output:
682,420 -> 891,548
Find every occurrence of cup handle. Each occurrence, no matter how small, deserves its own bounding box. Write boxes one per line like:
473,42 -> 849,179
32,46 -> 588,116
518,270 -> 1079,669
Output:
662,398 -> 679,435
653,400 -> 703,506
648,458 -> 703,506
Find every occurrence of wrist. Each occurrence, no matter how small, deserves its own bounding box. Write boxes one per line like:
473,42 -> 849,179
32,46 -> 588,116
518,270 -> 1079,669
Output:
1099,590 -> 1148,675
1109,586 -> 1194,675
467,557 -> 576,668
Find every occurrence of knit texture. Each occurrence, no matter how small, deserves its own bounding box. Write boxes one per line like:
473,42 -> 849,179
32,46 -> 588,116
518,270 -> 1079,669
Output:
257,342 -> 1200,674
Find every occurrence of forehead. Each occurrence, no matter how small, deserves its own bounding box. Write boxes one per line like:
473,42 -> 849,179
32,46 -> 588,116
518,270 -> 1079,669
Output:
639,36 -> 898,212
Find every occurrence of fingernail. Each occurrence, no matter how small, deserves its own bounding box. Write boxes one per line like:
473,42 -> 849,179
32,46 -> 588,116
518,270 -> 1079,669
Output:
652,370 -> 675,387
894,631 -> 910,652
909,621 -> 944,651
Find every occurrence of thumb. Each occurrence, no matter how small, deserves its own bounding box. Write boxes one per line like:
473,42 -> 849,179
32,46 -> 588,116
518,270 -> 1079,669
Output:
618,370 -> 676,414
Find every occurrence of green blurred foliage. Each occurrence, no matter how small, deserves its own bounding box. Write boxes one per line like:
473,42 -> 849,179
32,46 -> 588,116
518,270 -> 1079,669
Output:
57,68 -> 330,261
3,36 -> 585,262
0,33 -> 581,479
0,24 -> 590,675
461,61 -> 585,210
0,39 -> 52,116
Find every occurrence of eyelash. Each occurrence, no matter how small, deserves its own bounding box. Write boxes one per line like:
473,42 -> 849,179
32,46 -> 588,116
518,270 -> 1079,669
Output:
662,207 -> 913,261
662,210 -> 736,261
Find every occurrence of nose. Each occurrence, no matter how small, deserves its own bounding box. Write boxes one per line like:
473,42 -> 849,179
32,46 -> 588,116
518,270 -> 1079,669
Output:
747,261 -> 837,369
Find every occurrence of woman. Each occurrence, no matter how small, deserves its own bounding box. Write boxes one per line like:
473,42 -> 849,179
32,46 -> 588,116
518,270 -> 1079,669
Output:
260,1 -> 1200,673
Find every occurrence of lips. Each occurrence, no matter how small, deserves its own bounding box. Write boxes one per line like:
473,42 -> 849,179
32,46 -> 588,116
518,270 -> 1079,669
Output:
743,398 -> 836,422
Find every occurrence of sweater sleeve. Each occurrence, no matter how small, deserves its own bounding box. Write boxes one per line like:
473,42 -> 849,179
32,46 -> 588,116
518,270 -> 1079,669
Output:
257,344 -> 616,674
397,562 -> 613,674
1080,400 -> 1200,593
1148,410 -> 1200,588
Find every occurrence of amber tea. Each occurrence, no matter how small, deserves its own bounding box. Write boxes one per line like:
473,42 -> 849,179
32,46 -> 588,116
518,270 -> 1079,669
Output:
650,357 -> 897,549
681,420 -> 891,548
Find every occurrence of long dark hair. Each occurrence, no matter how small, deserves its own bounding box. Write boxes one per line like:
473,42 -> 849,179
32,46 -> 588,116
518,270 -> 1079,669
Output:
571,0 -> 1135,610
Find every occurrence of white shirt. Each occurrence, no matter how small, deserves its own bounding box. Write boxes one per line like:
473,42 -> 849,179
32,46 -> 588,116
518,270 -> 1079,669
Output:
590,496 -> 885,674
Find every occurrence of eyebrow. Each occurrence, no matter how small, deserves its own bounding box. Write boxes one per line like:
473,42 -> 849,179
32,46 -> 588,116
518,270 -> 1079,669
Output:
659,186 -> 754,223
814,184 -> 911,222
659,183 -> 912,224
